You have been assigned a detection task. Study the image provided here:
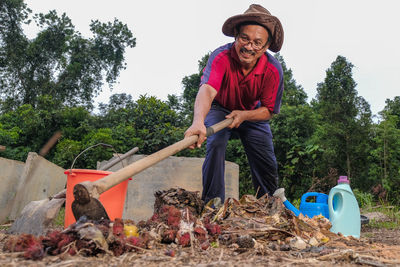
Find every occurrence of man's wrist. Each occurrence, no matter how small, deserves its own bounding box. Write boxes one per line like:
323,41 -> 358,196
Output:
193,117 -> 205,125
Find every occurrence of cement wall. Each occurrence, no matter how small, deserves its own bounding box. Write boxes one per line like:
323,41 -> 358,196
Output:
8,152 -> 67,220
98,155 -> 239,222
0,157 -> 25,223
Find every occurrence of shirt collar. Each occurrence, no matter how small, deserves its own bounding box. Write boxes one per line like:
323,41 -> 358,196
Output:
230,43 -> 268,75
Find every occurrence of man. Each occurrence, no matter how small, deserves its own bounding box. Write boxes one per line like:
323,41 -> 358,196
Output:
184,4 -> 284,204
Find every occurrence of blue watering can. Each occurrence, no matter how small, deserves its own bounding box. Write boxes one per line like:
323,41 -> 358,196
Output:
299,192 -> 329,219
273,189 -> 329,219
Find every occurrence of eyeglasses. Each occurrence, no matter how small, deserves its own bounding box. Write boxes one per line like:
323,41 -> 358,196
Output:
237,34 -> 268,51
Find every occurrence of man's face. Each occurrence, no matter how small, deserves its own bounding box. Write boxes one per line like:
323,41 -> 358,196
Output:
234,24 -> 270,67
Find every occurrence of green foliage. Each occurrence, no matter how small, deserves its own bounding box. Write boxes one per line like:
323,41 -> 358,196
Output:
270,54 -> 319,199
362,204 -> 400,229
2,10 -> 400,209
180,53 -> 210,123
381,96 -> 400,128
181,73 -> 201,122
225,139 -> 254,196
79,129 -> 116,169
57,106 -> 94,140
110,124 -> 143,154
0,123 -> 20,145
0,0 -> 136,110
292,198 -> 301,210
368,220 -> 400,230
353,188 -> 374,209
369,113 -> 400,204
272,104 -> 319,199
126,95 -> 185,154
52,139 -> 82,168
53,207 -> 65,227
0,100 -> 60,159
274,53 -> 308,106
311,56 -> 373,191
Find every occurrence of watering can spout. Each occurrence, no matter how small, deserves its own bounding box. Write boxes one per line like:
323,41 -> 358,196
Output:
273,188 -> 301,216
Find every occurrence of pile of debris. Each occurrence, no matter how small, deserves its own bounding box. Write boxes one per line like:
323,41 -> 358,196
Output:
3,188 -> 340,260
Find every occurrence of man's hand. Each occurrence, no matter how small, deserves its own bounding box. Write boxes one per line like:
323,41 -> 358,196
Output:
184,84 -> 217,149
226,107 -> 272,128
225,110 -> 249,128
184,121 -> 207,149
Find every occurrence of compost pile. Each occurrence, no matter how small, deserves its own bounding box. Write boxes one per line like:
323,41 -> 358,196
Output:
2,187 -> 342,262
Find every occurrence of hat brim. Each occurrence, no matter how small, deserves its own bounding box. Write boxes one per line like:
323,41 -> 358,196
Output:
222,13 -> 284,52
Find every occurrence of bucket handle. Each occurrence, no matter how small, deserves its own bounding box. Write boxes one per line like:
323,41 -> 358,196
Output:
69,143 -> 124,173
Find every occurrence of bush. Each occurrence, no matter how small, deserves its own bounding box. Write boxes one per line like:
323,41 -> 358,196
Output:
353,188 -> 374,209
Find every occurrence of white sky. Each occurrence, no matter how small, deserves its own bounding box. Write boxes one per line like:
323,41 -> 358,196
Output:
24,0 -> 400,116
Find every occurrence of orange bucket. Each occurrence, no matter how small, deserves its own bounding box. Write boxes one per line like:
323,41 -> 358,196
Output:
64,169 -> 129,227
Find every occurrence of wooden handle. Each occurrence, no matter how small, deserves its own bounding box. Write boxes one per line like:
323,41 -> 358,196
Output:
92,118 -> 233,195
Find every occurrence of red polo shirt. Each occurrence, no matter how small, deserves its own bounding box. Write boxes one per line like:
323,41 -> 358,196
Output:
200,42 -> 284,114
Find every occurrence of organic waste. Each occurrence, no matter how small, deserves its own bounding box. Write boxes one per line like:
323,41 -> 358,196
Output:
3,188 -> 399,267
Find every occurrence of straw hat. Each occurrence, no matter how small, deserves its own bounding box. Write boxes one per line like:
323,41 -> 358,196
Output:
222,4 -> 284,52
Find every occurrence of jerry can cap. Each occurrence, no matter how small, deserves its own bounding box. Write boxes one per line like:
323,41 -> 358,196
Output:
338,176 -> 350,184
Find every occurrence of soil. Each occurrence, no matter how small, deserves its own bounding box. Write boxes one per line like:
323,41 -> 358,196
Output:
1,225 -> 400,267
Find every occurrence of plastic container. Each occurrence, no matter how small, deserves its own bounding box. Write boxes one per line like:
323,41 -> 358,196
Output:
299,192 -> 329,219
328,176 -> 361,238
64,169 -> 129,227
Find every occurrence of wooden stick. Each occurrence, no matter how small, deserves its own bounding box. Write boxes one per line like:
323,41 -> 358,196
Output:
39,131 -> 62,156
91,118 -> 233,195
99,147 -> 139,171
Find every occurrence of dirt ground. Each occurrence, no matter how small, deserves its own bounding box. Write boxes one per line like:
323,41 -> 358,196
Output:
1,225 -> 400,267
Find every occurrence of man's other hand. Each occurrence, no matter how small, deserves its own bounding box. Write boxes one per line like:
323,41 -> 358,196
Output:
226,110 -> 248,128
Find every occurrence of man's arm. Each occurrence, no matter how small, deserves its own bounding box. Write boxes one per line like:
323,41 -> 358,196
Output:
184,84 -> 217,148
226,107 -> 273,128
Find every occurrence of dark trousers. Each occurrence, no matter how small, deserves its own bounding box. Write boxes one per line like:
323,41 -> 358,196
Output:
202,102 -> 279,203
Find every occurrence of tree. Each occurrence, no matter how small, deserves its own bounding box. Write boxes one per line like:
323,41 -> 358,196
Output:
97,94 -> 186,154
381,96 -> 400,129
274,53 -> 307,106
311,56 -> 372,189
271,55 -> 318,200
369,101 -> 400,204
97,93 -> 135,128
180,53 -> 210,123
0,0 -> 136,110
0,94 -> 95,161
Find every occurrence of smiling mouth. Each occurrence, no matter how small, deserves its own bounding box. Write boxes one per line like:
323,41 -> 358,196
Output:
240,47 -> 256,57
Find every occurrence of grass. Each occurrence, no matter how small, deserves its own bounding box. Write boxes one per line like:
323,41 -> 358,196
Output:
53,207 -> 65,227
0,224 -> 10,231
360,202 -> 400,229
368,220 -> 400,229
362,205 -> 400,229
0,217 -> 11,231
362,232 -> 374,238
353,189 -> 400,229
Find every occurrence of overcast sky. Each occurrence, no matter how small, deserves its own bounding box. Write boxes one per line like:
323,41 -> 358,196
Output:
24,0 -> 400,116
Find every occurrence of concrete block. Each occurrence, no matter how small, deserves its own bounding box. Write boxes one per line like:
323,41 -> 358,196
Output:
0,157 -> 25,223
9,152 -> 67,220
98,155 -> 239,222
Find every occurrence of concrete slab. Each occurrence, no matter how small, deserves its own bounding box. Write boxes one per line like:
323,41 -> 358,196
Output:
9,152 -> 67,220
98,155 -> 239,222
0,157 -> 25,223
